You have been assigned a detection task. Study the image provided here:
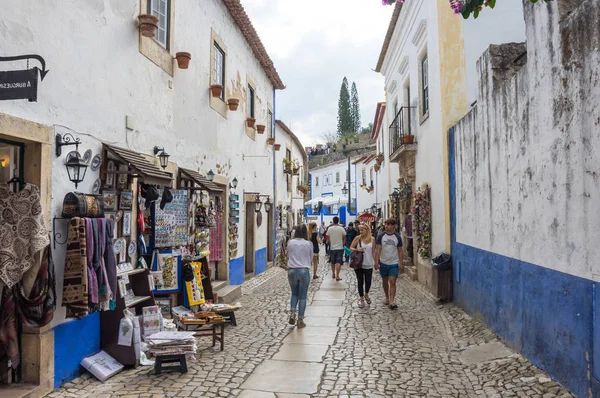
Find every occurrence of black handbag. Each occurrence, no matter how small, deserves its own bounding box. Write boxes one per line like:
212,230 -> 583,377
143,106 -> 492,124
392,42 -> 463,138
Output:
61,192 -> 105,218
349,241 -> 363,270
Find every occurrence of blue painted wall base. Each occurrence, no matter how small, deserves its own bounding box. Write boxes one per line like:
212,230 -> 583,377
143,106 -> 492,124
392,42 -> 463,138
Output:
255,247 -> 267,275
229,256 -> 244,285
53,313 -> 100,389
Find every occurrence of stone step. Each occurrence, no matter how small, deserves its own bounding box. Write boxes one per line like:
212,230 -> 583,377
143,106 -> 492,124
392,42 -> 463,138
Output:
405,265 -> 418,281
211,280 -> 228,291
214,284 -> 242,304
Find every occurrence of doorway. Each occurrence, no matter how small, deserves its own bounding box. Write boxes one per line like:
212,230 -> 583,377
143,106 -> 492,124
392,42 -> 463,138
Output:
245,202 -> 255,275
267,210 -> 274,262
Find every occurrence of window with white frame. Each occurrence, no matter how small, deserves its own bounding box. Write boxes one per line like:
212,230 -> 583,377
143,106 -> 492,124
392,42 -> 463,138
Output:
267,110 -> 273,137
213,42 -> 225,99
370,168 -> 374,187
346,170 -> 349,181
421,54 -> 429,116
148,0 -> 171,49
362,168 -> 366,185
248,84 -> 255,118
335,172 -> 340,184
315,177 -> 319,187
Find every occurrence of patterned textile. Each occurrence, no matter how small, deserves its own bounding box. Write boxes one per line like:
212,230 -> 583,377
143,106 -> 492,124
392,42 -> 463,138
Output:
13,245 -> 56,328
95,219 -> 112,310
85,219 -> 99,307
0,183 -> 49,288
209,211 -> 223,261
0,284 -> 18,369
63,218 -> 89,319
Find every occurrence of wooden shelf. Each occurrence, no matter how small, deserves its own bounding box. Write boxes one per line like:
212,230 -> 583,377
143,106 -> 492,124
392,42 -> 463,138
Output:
117,268 -> 147,277
124,296 -> 151,307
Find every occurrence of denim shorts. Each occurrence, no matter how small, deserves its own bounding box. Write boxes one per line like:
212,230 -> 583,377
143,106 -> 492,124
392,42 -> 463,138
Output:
379,262 -> 399,278
330,249 -> 344,265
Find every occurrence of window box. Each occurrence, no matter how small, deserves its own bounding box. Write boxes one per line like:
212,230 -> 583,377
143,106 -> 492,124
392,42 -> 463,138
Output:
256,124 -> 266,134
403,135 -> 415,144
267,137 -> 276,145
246,117 -> 256,128
274,144 -> 281,151
210,84 -> 223,98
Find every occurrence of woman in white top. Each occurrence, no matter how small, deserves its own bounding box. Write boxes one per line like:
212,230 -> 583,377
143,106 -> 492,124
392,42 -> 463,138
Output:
350,224 -> 375,308
286,224 -> 313,328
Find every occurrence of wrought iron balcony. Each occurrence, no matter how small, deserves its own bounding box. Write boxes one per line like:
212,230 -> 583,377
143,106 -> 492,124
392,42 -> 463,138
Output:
389,106 -> 417,160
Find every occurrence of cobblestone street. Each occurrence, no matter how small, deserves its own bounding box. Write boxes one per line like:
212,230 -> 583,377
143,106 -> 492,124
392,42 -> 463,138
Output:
48,253 -> 573,398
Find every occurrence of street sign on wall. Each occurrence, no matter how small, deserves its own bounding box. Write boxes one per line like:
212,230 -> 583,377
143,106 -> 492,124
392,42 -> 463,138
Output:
0,69 -> 38,101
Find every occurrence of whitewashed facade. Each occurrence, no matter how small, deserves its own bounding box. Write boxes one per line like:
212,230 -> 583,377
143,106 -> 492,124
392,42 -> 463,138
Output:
0,0 -> 283,391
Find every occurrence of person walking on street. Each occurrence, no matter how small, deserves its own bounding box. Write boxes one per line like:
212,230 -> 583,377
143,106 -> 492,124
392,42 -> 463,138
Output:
345,222 -> 359,263
327,216 -> 346,280
286,224 -> 313,328
308,222 -> 321,279
350,224 -> 375,308
324,221 -> 333,256
374,218 -> 404,309
318,221 -> 326,240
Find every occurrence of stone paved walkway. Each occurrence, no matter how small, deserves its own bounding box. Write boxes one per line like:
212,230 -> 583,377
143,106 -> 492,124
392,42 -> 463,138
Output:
48,252 -> 573,398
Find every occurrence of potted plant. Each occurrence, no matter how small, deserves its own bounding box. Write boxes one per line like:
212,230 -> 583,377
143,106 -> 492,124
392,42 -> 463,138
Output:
374,164 -> 380,172
403,134 -> 415,144
274,144 -> 281,151
175,52 -> 191,69
282,158 -> 293,174
210,84 -> 223,98
292,159 -> 300,175
246,117 -> 256,128
138,14 -> 159,38
256,124 -> 266,134
267,137 -> 276,145
227,98 -> 239,111
376,153 -> 384,163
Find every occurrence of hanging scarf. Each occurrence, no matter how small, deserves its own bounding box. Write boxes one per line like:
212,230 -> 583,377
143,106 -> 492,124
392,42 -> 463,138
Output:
95,219 -> 111,310
63,218 -> 89,319
0,183 -> 49,288
0,284 -> 19,369
13,245 -> 56,327
85,218 -> 99,308
104,218 -> 117,310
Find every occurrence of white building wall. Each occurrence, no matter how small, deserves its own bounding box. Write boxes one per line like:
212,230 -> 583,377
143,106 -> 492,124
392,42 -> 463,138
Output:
309,158 -> 358,224
0,0 -> 276,326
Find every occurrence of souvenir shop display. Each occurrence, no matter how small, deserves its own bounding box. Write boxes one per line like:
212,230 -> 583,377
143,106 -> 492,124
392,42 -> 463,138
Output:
154,189 -> 188,248
151,250 -> 182,294
228,194 -> 240,259
184,261 -> 206,306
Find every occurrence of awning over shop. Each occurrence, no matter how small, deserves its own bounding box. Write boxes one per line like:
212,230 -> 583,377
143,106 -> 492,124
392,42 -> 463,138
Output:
102,144 -> 173,186
356,212 -> 377,222
304,196 -> 345,206
178,168 -> 223,192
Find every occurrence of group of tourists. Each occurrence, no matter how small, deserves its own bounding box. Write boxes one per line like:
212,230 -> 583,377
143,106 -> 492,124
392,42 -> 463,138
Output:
285,216 -> 405,329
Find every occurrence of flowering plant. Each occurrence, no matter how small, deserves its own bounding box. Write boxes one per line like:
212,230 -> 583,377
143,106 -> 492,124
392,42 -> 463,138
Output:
411,184 -> 431,259
383,0 -> 552,19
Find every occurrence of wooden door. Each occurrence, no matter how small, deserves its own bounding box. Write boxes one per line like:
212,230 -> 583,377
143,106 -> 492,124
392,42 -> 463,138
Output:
245,202 -> 255,274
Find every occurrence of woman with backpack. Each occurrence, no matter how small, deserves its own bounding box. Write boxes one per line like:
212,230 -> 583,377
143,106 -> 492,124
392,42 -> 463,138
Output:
349,224 -> 375,308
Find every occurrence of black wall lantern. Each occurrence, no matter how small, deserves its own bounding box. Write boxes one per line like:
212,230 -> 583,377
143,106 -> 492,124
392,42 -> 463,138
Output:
55,133 -> 81,157
341,183 -> 348,196
254,195 -> 262,213
153,146 -> 170,169
207,169 -> 215,181
65,156 -> 88,188
230,177 -> 238,190
264,197 -> 272,213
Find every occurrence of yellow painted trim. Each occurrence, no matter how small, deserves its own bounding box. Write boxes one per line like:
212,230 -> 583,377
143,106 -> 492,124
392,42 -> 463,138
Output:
436,0 -> 468,252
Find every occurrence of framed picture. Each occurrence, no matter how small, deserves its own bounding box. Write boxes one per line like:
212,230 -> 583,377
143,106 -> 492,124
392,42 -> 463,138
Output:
103,191 -> 118,211
122,212 -> 132,237
117,163 -> 129,190
120,191 -> 133,210
155,297 -> 172,317
105,160 -> 116,188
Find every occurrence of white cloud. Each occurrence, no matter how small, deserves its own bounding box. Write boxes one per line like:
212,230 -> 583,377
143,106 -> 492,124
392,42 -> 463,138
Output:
242,0 -> 393,147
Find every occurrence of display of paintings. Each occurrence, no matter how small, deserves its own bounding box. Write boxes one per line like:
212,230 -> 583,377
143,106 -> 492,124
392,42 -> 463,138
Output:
155,297 -> 172,317
120,191 -> 133,210
103,191 -> 118,211
151,250 -> 181,293
142,306 -> 161,338
185,261 -> 206,306
105,160 -> 116,188
122,212 -> 132,237
154,189 -> 189,248
117,164 -> 129,190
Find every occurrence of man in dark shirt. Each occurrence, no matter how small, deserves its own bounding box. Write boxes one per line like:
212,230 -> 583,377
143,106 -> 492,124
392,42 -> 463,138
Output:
344,222 -> 358,262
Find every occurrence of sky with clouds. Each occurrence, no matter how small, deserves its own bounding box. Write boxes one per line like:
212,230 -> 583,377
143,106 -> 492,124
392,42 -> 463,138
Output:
241,0 -> 394,147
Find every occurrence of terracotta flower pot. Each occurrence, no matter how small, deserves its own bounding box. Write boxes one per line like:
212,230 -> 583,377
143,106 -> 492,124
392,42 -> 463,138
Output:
403,134 -> 415,144
274,144 -> 281,151
374,165 -> 380,172
227,98 -> 239,111
256,124 -> 266,134
175,52 -> 191,69
138,14 -> 159,38
210,84 -> 223,98
267,138 -> 276,145
246,117 -> 256,128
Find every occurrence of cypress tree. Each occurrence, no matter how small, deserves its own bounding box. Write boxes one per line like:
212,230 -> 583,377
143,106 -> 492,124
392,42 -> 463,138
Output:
336,77 -> 352,139
351,82 -> 361,134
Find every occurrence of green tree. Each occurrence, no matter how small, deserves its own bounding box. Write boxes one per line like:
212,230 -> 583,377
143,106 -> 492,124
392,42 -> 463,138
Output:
350,82 -> 361,134
360,122 -> 373,136
336,77 -> 353,139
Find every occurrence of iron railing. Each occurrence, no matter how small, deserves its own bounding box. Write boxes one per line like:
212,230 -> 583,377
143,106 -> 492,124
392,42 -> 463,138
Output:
389,106 -> 417,157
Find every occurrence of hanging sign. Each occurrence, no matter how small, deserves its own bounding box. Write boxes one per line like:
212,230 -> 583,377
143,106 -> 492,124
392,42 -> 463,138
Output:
0,55 -> 49,102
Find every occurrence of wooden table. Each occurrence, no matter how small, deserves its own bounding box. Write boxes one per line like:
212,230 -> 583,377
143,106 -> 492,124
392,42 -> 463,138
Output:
174,316 -> 225,351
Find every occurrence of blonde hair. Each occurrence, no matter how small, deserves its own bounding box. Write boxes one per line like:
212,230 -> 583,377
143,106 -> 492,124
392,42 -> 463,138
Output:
358,224 -> 372,244
308,222 -> 317,236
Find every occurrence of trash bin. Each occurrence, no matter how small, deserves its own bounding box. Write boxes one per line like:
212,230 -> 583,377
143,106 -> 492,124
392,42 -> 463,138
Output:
431,253 -> 452,301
